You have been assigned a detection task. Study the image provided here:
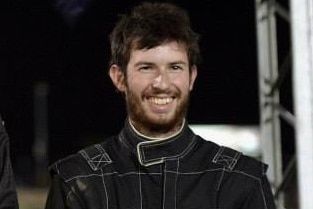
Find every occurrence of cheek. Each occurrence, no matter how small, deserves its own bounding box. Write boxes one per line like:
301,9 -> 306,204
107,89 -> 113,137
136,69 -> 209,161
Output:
172,76 -> 192,90
128,74 -> 153,88
126,79 -> 146,96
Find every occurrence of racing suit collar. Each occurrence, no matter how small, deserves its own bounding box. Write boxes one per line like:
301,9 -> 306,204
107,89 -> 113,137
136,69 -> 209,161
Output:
119,119 -> 197,166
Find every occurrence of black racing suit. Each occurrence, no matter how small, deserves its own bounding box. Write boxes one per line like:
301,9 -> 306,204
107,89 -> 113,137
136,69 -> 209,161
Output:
45,120 -> 276,209
0,116 -> 19,209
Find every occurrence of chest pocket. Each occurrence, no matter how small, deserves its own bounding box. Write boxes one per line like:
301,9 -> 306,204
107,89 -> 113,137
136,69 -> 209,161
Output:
79,143 -> 141,209
177,146 -> 242,209
210,146 -> 242,209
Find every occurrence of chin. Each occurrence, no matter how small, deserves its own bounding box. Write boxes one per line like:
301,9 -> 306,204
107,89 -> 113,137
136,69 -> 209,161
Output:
146,116 -> 180,129
149,114 -> 174,124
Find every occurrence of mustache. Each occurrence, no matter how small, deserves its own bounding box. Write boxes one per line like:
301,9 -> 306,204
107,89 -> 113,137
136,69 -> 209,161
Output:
142,87 -> 181,98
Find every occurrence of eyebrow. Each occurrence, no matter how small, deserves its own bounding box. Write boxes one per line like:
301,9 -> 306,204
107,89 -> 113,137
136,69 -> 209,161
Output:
134,62 -> 154,67
169,61 -> 188,66
134,61 -> 188,67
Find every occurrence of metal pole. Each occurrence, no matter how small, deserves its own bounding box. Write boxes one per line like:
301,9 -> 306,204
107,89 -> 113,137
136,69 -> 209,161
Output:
255,0 -> 283,191
290,0 -> 313,208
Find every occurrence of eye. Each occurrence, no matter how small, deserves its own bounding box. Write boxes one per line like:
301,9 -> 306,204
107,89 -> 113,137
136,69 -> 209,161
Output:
170,65 -> 183,71
139,65 -> 153,71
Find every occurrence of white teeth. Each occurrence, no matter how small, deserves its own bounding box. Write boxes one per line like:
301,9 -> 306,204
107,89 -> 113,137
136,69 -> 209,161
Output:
149,97 -> 173,105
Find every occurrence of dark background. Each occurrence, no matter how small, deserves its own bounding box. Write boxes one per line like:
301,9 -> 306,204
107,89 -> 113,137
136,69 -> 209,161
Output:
1,0 -> 292,187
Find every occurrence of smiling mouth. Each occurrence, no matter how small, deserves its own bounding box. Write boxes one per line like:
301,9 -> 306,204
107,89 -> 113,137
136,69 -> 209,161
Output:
148,97 -> 174,105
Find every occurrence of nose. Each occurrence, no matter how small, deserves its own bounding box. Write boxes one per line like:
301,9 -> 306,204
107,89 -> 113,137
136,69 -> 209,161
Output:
152,70 -> 170,90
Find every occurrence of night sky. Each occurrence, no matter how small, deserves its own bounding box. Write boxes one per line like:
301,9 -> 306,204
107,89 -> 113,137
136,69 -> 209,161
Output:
1,0 -> 264,185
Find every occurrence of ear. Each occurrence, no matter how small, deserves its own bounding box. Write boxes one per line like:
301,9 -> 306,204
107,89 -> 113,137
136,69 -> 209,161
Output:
109,64 -> 126,92
189,65 -> 197,91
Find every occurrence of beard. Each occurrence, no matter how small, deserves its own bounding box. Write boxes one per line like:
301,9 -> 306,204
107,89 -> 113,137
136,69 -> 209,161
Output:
125,86 -> 190,135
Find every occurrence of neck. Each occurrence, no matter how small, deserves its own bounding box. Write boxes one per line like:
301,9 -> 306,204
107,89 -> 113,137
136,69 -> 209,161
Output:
129,118 -> 185,140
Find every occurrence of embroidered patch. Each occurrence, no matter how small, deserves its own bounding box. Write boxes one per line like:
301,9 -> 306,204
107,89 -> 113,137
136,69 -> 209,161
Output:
79,144 -> 112,171
212,146 -> 241,170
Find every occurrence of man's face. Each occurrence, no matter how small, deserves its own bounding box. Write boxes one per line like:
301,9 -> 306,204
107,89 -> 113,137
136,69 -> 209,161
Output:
110,42 -> 197,136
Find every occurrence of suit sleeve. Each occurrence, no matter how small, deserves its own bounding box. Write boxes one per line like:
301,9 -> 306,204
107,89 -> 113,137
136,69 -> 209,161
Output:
45,174 -> 82,209
241,174 -> 277,209
0,117 -> 19,209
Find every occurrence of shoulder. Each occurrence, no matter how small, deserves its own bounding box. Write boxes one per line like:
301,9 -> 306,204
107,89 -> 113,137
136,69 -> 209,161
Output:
0,116 -> 11,156
49,138 -> 115,181
234,153 -> 268,179
196,136 -> 268,179
0,115 -> 8,143
49,151 -> 90,181
213,144 -> 268,179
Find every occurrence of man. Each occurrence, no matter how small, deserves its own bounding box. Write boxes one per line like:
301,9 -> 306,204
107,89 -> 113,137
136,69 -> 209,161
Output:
0,115 -> 19,209
45,2 -> 276,209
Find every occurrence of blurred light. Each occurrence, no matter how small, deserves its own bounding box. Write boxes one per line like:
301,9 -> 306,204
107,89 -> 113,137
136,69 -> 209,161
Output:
53,0 -> 94,26
190,124 -> 261,157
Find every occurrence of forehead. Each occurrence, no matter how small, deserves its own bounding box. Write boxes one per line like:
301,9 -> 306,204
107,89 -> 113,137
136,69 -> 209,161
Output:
128,42 -> 189,64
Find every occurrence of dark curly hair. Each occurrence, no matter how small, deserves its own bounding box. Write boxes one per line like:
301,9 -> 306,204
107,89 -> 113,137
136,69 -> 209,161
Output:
109,2 -> 201,72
